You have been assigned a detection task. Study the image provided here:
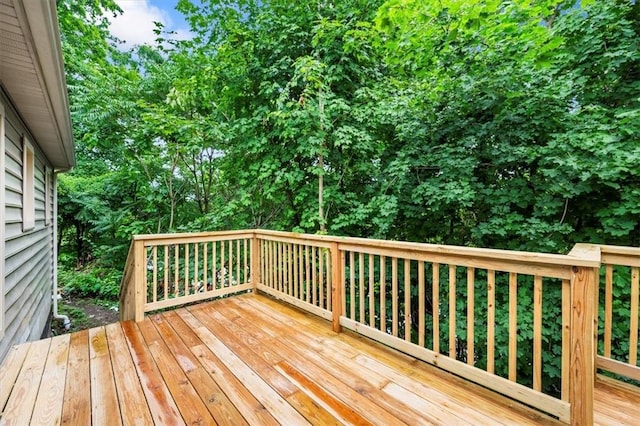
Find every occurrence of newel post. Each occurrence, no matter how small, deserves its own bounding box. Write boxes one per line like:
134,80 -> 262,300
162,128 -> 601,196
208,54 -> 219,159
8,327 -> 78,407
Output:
133,239 -> 146,322
568,258 -> 598,425
331,242 -> 343,333
251,233 -> 261,292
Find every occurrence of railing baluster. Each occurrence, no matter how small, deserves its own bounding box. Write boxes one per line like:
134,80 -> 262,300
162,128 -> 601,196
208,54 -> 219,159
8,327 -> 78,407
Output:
229,240 -> 234,287
311,246 -> 316,306
449,265 -> 456,359
404,259 -> 410,342
508,272 -> 518,381
332,243 -> 343,332
467,267 -> 474,365
604,264 -> 613,358
194,242 -> 199,292
305,245 -> 310,303
244,239 -> 248,283
380,255 -> 386,332
350,252 -> 356,320
293,244 -> 299,298
279,242 -> 284,293
298,245 -> 303,299
487,269 -> 495,374
152,246 -> 158,303
290,243 -> 294,295
328,249 -> 333,312
359,253 -> 365,323
533,275 -> 543,391
236,239 -> 241,285
220,240 -> 226,288
419,260 -> 425,347
369,254 -> 375,328
185,243 -> 190,295
261,240 -> 265,288
392,257 -> 398,337
213,241 -> 218,290
283,243 -> 288,294
433,263 -> 440,353
163,246 -> 169,300
561,278 -> 570,402
174,244 -> 179,296
319,247 -> 325,308
282,242 -> 287,293
271,241 -> 276,290
630,266 -> 639,366
203,243 -> 208,291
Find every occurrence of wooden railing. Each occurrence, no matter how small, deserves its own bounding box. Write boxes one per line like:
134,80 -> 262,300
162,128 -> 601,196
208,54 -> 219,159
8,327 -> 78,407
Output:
119,230 -> 256,322
119,229 -> 640,425
255,232 -> 335,321
595,245 -> 640,381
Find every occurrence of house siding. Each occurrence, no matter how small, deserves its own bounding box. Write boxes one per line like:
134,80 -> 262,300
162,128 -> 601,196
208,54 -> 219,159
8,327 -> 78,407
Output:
1,88 -> 54,362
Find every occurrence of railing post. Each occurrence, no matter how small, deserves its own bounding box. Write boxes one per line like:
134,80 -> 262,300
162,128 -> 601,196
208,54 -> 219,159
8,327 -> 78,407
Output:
331,242 -> 343,333
569,264 -> 597,425
252,233 -> 261,292
133,239 -> 146,322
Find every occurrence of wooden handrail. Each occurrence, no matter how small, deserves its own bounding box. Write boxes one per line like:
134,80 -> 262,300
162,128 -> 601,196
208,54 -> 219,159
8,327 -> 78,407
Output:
257,229 -> 600,268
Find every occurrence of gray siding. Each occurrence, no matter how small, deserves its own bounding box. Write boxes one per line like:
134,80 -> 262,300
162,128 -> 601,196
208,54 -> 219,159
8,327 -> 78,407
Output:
1,88 -> 54,362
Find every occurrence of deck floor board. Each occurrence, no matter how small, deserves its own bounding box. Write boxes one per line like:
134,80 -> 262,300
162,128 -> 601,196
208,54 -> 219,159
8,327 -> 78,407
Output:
0,293 -> 638,425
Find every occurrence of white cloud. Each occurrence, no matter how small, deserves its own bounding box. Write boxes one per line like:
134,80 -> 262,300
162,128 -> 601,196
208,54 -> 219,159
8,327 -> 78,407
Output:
109,0 -> 191,49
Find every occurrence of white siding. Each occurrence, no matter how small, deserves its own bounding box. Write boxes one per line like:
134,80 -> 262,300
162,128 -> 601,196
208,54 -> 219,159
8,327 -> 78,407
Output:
0,88 -> 54,362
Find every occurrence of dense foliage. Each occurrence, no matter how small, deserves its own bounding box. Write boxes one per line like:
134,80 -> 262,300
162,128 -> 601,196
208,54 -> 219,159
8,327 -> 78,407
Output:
56,0 -> 638,391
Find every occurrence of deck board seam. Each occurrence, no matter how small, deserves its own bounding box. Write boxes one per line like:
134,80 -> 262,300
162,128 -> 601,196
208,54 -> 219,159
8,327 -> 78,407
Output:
225,297 -> 415,425
189,301 -> 344,425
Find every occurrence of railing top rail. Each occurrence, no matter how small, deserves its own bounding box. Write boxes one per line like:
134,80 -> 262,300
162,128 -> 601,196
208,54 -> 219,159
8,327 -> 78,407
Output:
255,229 -> 602,269
133,229 -> 254,241
594,244 -> 640,256
580,243 -> 640,267
128,229 -> 607,268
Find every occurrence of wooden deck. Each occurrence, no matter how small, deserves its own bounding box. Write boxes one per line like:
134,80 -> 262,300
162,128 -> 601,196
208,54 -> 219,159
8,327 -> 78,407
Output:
1,294 -> 638,425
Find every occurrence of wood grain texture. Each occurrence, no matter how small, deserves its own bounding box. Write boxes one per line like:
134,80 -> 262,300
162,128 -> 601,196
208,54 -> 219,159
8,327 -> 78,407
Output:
2,338 -> 50,425
61,331 -> 90,426
104,323 -> 153,426
570,266 -> 596,425
31,334 -> 70,426
88,327 -> 121,425
0,342 -> 30,412
121,321 -> 185,425
3,293 -> 638,426
137,317 -> 212,425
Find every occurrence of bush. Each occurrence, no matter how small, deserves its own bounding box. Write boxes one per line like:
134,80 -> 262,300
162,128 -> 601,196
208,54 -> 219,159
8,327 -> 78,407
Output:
58,265 -> 121,301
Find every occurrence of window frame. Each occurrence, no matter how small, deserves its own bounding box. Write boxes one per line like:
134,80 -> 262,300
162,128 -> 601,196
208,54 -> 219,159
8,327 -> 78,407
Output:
22,136 -> 35,231
45,166 -> 52,226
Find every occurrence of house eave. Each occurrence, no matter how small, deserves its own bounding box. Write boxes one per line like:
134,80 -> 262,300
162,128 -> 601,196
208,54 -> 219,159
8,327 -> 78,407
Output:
1,0 -> 75,170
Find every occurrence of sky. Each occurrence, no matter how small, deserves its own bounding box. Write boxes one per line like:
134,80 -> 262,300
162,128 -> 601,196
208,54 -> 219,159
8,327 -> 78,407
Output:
108,0 -> 193,48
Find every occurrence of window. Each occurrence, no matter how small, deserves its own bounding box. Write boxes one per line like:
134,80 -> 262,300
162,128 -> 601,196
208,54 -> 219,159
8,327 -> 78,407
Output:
45,167 -> 52,225
22,136 -> 35,231
1,101 -> 5,336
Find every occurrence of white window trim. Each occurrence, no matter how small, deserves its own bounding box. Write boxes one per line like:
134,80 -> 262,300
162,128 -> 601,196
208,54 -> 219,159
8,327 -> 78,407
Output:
45,166 -> 52,226
1,100 -> 5,337
22,136 -> 35,231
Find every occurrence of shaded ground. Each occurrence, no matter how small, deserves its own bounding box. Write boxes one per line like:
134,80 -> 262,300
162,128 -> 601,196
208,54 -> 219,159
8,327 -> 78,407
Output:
50,296 -> 119,335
